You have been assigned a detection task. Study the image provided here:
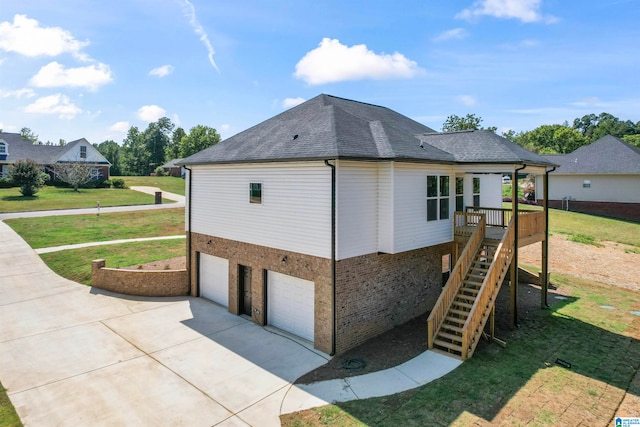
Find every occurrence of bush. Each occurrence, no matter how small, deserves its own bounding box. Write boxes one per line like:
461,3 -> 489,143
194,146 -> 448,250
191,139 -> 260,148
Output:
0,177 -> 14,188
154,166 -> 167,177
112,178 -> 126,189
9,159 -> 49,196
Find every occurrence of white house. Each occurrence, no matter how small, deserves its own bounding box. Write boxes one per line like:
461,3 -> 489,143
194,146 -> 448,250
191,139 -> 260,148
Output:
180,94 -> 556,356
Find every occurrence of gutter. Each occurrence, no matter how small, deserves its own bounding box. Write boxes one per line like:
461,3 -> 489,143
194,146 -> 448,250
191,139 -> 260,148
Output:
324,159 -> 337,356
184,165 -> 193,295
541,166 -> 556,307
512,163 -> 527,328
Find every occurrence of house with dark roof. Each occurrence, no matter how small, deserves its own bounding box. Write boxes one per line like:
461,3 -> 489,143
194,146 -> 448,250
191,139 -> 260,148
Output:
0,132 -> 111,181
180,94 -> 557,359
160,158 -> 185,177
538,135 -> 640,222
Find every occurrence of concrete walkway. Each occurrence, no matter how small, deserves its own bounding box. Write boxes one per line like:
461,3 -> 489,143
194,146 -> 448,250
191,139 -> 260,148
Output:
0,197 -> 462,426
35,235 -> 186,254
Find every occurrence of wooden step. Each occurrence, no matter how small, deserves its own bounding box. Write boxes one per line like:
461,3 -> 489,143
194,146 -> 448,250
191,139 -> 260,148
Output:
433,338 -> 462,352
455,293 -> 476,302
445,315 -> 466,325
461,286 -> 480,294
468,273 -> 487,280
437,331 -> 462,342
450,308 -> 470,317
441,323 -> 463,333
452,300 -> 473,310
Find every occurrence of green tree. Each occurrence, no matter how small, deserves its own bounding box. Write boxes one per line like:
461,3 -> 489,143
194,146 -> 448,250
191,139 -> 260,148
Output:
143,117 -> 174,175
442,114 -> 497,132
95,140 -> 123,176
622,134 -> 640,148
166,127 -> 186,160
572,113 -> 636,142
121,126 -> 148,176
20,127 -> 38,143
9,159 -> 49,196
516,124 -> 586,154
179,125 -> 221,158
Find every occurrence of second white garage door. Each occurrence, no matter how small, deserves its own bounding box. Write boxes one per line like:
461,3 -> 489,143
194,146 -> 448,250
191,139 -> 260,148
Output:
199,253 -> 229,307
267,271 -> 314,342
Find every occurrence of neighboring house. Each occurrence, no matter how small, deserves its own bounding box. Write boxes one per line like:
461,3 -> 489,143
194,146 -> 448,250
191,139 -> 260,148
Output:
180,94 -> 557,357
538,135 -> 640,222
161,158 -> 184,177
0,133 -> 111,180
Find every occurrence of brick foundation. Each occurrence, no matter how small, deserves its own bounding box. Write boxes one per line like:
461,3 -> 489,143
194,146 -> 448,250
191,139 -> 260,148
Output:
334,243 -> 453,353
543,200 -> 640,223
91,259 -> 188,296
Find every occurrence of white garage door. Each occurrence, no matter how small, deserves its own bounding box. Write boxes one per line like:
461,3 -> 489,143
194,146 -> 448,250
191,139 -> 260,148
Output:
267,271 -> 314,342
199,253 -> 229,307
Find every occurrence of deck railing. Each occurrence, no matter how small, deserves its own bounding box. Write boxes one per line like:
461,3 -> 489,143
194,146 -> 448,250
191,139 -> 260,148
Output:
518,211 -> 545,238
460,217 -> 516,360
428,212 -> 486,349
465,206 -> 539,228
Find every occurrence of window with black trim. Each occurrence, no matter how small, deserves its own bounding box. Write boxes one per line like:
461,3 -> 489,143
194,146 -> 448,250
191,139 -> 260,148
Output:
473,177 -> 480,207
427,175 -> 450,221
249,183 -> 262,204
455,177 -> 464,212
583,180 -> 591,188
80,145 -> 87,159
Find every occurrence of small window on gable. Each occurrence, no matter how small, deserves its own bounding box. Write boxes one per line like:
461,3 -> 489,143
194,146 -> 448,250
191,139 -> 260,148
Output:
80,145 -> 87,159
0,141 -> 7,154
583,180 -> 591,188
249,183 -> 262,204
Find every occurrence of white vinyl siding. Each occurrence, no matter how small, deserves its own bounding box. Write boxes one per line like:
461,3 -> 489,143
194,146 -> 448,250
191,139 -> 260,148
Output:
543,174 -> 640,203
58,143 -> 106,163
190,162 -> 332,259
479,174 -> 503,208
335,161 -> 378,260
377,163 -> 394,254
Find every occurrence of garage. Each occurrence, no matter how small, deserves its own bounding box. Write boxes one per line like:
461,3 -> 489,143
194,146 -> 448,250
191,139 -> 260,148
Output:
267,271 -> 315,342
199,253 -> 229,307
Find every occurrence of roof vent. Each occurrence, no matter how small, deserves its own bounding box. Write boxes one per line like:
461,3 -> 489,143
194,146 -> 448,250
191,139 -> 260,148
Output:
292,134 -> 299,140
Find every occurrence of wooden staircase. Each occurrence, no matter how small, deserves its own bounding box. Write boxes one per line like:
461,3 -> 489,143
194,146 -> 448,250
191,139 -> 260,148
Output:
432,242 -> 497,357
428,212 -> 516,360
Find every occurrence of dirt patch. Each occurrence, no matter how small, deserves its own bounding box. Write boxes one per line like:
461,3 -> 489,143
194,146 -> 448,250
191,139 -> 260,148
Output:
121,256 -> 186,271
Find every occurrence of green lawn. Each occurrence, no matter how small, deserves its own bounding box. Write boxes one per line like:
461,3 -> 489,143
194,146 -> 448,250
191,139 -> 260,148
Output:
0,186 -> 171,213
282,274 -> 640,426
5,209 -> 185,248
41,239 -> 186,285
0,381 -> 21,427
114,175 -> 186,195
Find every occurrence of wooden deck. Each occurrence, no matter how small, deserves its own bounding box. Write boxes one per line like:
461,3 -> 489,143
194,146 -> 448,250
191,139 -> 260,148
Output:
455,208 -> 545,247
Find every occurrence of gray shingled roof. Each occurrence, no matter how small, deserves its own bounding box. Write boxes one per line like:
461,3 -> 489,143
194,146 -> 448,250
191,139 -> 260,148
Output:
162,158 -> 184,168
180,94 -> 555,167
0,132 -> 64,164
543,135 -> 640,174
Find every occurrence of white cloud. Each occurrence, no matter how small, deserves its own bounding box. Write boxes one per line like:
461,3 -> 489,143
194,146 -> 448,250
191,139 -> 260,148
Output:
109,121 -> 130,132
457,95 -> 477,107
172,113 -> 181,126
294,38 -> 424,85
137,105 -> 166,122
219,124 -> 231,133
282,97 -> 306,109
29,61 -> 113,91
24,94 -> 81,119
149,65 -> 174,77
456,0 -> 558,23
571,97 -> 601,107
180,0 -> 218,71
0,14 -> 89,59
434,28 -> 469,42
0,88 -> 35,99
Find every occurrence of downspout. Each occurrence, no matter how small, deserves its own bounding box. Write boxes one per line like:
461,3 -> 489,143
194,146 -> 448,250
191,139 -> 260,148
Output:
184,165 -> 193,295
324,160 -> 337,356
541,166 -> 556,308
511,164 -> 527,328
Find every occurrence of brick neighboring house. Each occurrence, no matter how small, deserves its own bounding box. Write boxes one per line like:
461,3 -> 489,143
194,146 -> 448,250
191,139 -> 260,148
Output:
180,94 -> 556,356
160,158 -> 185,177
537,135 -> 640,222
0,132 -> 111,181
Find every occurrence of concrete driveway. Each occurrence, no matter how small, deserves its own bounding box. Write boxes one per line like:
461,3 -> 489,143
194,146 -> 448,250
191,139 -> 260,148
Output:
0,221 -> 330,426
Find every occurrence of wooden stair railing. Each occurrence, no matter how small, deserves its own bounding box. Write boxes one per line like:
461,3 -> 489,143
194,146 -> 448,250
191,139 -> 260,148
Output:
428,212 -> 486,349
460,217 -> 516,360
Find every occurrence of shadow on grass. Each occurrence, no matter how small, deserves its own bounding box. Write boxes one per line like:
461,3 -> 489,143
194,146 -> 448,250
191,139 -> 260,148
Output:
318,283 -> 640,426
1,195 -> 37,202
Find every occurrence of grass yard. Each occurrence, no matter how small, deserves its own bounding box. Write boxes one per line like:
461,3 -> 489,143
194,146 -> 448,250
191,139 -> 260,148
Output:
0,186 -> 171,213
113,175 -> 186,195
281,274 -> 640,426
0,381 -> 21,427
41,239 -> 186,285
5,208 -> 185,248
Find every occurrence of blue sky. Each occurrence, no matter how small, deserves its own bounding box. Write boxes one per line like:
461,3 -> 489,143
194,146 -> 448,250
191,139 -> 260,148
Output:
1,0 -> 639,145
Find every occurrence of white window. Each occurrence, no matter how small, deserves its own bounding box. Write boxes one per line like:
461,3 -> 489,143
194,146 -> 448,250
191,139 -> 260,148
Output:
455,177 -> 464,212
0,141 -> 7,155
249,183 -> 262,204
583,180 -> 591,188
473,177 -> 480,207
427,175 -> 450,222
80,145 -> 87,159
91,168 -> 101,179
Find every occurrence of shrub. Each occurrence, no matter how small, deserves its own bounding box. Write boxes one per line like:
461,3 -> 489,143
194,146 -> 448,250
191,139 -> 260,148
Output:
154,166 -> 167,177
112,178 -> 126,189
0,177 -> 14,188
9,159 -> 49,196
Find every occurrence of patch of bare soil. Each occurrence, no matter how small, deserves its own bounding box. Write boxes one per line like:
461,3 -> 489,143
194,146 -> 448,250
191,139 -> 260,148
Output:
121,256 -> 186,271
297,234 -> 640,384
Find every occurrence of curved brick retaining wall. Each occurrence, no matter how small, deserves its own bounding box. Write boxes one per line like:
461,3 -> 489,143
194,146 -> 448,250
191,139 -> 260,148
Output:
91,259 -> 188,297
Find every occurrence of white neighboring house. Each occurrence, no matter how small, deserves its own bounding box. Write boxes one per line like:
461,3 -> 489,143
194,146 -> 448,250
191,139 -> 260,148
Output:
537,135 -> 640,222
180,94 -> 556,355
0,133 -> 111,181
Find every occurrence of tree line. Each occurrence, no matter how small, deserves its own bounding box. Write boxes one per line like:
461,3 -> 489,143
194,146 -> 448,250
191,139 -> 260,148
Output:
443,112 -> 640,154
94,118 -> 220,176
